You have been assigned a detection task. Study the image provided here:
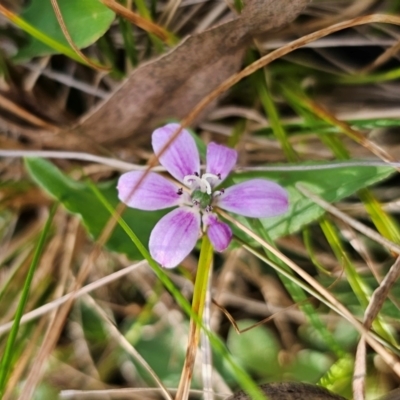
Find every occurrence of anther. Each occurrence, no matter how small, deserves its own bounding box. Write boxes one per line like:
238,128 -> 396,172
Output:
177,188 -> 183,195
205,205 -> 213,212
217,173 -> 222,180
213,188 -> 225,197
194,172 -> 199,177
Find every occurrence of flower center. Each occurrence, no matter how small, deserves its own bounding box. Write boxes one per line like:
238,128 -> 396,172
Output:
191,189 -> 212,209
181,172 -> 222,211
183,172 -> 220,195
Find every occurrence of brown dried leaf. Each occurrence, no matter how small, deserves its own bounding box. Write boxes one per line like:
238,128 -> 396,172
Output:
75,0 -> 309,143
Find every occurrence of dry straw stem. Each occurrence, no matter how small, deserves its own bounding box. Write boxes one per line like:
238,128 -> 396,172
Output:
2,150 -> 400,172
296,184 -> 400,255
17,201 -> 127,400
181,14 -> 400,130
297,184 -> 400,399
59,387 -> 228,399
83,294 -> 174,400
353,257 -> 400,400
100,0 -> 171,43
146,14 -> 400,185
50,0 -> 110,71
298,97 -> 400,170
0,94 -> 58,132
361,38 -> 400,73
217,209 -> 400,378
0,261 -> 148,336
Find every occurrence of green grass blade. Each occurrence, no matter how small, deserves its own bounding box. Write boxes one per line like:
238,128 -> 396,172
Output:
251,220 -> 345,358
0,204 -> 57,395
250,62 -> 298,162
320,218 -> 397,347
1,6 -> 104,68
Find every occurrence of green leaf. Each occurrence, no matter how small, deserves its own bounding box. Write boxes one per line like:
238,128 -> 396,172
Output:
25,158 -> 394,260
227,319 -> 281,378
15,0 -> 115,61
24,158 -> 166,260
228,164 -> 394,240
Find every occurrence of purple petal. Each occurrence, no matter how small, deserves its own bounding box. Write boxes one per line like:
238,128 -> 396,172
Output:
206,142 -> 237,184
203,213 -> 232,252
149,207 -> 201,268
216,179 -> 289,218
117,171 -> 181,210
152,123 -> 200,183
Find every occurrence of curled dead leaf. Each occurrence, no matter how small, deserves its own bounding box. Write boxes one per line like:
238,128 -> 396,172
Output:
75,0 -> 309,143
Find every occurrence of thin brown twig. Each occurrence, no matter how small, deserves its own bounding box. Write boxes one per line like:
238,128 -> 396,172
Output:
0,94 -> 58,132
99,0 -> 171,42
353,257 -> 400,400
296,184 -> 400,255
178,15 -> 400,136
142,14 -> 400,202
361,38 -> 400,74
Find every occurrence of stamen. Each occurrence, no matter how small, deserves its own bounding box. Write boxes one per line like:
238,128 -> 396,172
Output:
202,179 -> 212,195
183,174 -> 212,194
177,188 -> 183,195
183,174 -> 202,189
205,205 -> 213,212
202,173 -> 220,194
202,173 -> 219,182
213,188 -> 225,197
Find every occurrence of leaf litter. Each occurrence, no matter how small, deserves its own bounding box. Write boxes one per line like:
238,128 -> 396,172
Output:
2,1 -> 400,399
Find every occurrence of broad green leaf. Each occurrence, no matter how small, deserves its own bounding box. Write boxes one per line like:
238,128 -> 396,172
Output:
24,158 -> 394,260
24,158 -> 166,260
288,349 -> 333,382
15,0 -> 115,61
228,164 -> 394,240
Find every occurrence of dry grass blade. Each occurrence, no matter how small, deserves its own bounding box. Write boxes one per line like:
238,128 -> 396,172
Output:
353,257 -> 400,400
83,295 -> 173,400
0,261 -> 148,336
17,198 -> 124,399
0,94 -> 58,132
218,209 -> 400,378
100,0 -> 171,42
178,14 -> 400,134
77,0 -> 309,142
364,257 -> 400,329
59,387 -> 229,399
298,97 -> 400,167
361,38 -> 400,73
296,184 -> 400,255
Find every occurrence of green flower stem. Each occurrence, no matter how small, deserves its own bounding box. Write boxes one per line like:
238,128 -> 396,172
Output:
176,234 -> 214,400
89,181 -> 268,400
192,235 -> 214,319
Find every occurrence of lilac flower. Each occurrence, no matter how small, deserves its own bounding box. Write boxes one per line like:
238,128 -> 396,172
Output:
117,123 -> 289,269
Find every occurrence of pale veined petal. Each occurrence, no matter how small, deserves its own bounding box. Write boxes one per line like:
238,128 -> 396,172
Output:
216,179 -> 289,218
205,142 -> 237,185
203,213 -> 232,252
117,171 -> 182,210
152,123 -> 200,183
